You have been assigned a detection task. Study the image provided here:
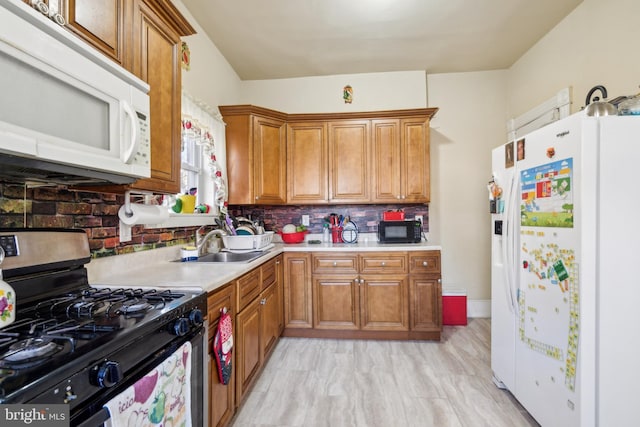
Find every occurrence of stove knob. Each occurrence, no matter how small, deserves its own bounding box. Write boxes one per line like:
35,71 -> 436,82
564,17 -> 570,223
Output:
189,308 -> 204,326
64,386 -> 77,404
173,317 -> 190,336
92,360 -> 122,388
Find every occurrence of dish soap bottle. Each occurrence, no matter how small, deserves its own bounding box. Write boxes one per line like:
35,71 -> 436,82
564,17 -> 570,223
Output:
322,223 -> 330,243
0,246 -> 15,328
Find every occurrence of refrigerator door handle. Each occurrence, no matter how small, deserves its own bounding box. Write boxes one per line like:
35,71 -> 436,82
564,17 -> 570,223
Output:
502,171 -> 520,313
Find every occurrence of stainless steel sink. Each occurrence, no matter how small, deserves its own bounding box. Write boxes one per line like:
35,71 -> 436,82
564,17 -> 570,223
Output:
176,251 -> 268,263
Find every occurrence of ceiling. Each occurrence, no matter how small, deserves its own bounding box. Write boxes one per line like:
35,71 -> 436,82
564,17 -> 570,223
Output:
181,0 -> 583,81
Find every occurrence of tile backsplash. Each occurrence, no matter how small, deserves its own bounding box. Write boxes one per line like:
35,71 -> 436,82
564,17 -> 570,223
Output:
229,204 -> 428,233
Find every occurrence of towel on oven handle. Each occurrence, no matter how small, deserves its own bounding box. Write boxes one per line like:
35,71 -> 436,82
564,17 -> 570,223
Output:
104,341 -> 192,427
213,308 -> 233,385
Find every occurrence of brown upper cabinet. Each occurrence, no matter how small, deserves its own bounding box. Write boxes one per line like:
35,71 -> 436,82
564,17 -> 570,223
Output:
51,0 -> 195,194
221,106 -> 437,205
286,122 -> 329,204
219,106 -> 288,205
372,117 -> 431,203
328,120 -> 371,203
64,0 -> 125,66
129,0 -> 194,194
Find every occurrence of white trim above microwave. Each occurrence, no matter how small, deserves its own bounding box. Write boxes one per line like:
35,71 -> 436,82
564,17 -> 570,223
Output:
0,0 -> 151,186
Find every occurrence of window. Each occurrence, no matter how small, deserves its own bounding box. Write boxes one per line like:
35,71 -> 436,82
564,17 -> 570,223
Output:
180,92 -> 227,215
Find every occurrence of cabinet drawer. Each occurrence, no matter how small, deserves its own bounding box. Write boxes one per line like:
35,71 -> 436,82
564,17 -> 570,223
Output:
312,253 -> 358,274
261,257 -> 277,291
409,251 -> 441,274
359,253 -> 407,274
237,268 -> 261,311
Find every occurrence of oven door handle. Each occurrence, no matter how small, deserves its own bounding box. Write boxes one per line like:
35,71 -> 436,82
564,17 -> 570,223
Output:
76,407 -> 110,427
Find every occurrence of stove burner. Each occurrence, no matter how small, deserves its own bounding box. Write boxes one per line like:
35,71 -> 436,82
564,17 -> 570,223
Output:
118,299 -> 153,314
1,338 -> 62,363
35,297 -> 77,318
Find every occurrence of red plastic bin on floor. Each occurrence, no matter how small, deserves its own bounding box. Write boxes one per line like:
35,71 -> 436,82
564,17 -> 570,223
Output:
442,289 -> 467,326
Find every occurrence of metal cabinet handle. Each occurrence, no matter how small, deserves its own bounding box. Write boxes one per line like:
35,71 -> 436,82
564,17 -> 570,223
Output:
260,298 -> 267,305
422,261 -> 428,267
333,261 -> 337,267
381,262 -> 386,267
255,196 -> 259,200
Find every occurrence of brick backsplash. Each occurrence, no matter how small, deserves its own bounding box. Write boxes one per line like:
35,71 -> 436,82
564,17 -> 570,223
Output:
0,183 -> 428,259
0,184 -> 194,258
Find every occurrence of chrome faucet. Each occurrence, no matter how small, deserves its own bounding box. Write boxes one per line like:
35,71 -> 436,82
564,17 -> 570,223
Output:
196,226 -> 226,257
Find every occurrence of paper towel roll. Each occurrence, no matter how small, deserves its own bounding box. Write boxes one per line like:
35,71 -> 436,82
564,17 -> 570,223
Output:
118,204 -> 170,226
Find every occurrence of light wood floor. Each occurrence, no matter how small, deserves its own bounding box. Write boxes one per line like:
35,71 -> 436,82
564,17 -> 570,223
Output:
230,318 -> 539,427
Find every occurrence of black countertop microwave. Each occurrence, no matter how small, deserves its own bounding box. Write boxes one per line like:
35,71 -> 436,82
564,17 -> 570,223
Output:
377,220 -> 423,243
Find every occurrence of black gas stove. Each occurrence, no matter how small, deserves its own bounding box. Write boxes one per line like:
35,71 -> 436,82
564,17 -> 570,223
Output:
0,229 -> 206,426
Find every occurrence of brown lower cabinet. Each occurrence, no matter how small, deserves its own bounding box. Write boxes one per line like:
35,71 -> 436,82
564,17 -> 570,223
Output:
234,255 -> 284,405
310,252 -> 409,331
409,251 -> 443,331
207,255 -> 283,427
284,250 -> 441,340
282,253 -> 313,329
207,282 -> 236,427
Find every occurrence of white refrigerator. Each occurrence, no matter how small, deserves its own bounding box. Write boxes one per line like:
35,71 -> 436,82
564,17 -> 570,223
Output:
490,112 -> 640,427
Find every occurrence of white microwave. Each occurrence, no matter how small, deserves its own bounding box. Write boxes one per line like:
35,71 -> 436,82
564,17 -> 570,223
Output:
0,1 -> 150,185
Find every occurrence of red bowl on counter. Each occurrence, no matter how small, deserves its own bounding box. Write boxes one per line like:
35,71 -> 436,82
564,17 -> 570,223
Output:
279,230 -> 308,244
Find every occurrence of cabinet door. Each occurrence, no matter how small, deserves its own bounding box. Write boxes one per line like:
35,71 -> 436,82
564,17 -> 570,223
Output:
64,0 -> 125,66
409,276 -> 442,331
283,253 -> 312,329
371,119 -> 402,203
260,283 -> 279,360
224,113 -> 253,205
274,255 -> 284,335
236,297 -> 261,403
129,0 -> 183,193
287,122 -> 329,204
207,284 -> 235,427
401,117 -> 430,202
360,274 -> 409,331
313,275 -> 359,330
253,116 -> 286,204
328,120 -> 370,203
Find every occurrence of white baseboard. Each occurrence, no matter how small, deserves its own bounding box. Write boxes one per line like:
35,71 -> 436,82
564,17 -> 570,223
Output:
468,299 -> 490,318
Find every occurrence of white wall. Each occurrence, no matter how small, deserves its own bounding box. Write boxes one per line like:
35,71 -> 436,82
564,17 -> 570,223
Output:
427,71 -> 507,304
239,71 -> 427,113
507,0 -> 640,118
172,0 -> 242,107
237,69 -> 505,306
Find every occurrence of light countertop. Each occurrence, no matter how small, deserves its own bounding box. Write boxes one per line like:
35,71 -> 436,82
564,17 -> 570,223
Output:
87,235 -> 441,294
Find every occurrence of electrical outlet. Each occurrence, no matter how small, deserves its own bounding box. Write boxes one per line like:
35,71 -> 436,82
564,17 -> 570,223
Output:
302,215 -> 310,226
415,215 -> 423,224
